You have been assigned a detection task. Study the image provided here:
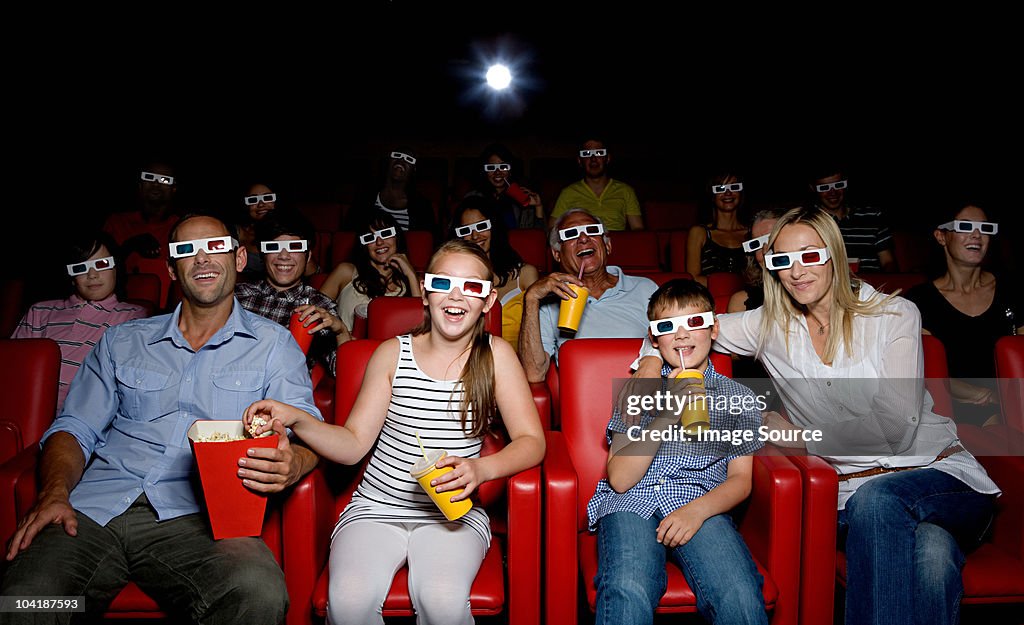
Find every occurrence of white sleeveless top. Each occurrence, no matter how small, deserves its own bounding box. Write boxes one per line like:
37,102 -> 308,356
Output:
333,334 -> 491,544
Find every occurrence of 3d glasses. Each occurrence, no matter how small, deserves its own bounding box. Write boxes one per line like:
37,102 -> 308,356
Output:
359,227 -> 398,245
814,180 -> 848,193
140,171 -> 174,186
260,239 -> 308,254
390,151 -> 417,165
765,247 -> 831,270
483,163 -> 511,172
244,193 -> 277,205
558,223 -> 605,241
579,149 -> 608,158
424,273 -> 492,298
742,234 -> 770,253
67,256 -> 115,276
649,311 -> 715,336
938,220 -> 998,235
169,236 -> 239,259
455,219 -> 492,237
711,182 -> 744,194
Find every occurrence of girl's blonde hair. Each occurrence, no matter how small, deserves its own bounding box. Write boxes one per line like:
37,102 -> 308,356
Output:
759,206 -> 897,363
413,239 -> 497,438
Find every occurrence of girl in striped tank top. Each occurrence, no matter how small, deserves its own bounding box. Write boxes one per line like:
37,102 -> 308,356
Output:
245,239 -> 546,625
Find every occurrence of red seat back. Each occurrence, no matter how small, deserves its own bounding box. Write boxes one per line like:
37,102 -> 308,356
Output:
124,273 -> 162,314
367,296 -> 502,340
558,338 -> 645,530
330,231 -> 357,267
707,272 -> 746,314
668,230 -> 690,273
608,231 -> 660,272
508,228 -> 551,274
0,338 -> 60,464
404,230 -> 434,273
996,335 -> 1024,432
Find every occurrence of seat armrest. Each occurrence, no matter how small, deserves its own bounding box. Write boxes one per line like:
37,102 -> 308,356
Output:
0,444 -> 40,546
507,464 -> 542,625
282,465 -> 334,625
529,383 -> 551,430
977,454 -> 1024,560
542,431 -> 579,625
739,452 -> 802,625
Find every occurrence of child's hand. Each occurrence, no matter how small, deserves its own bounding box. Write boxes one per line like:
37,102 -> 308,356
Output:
431,455 -> 484,502
243,399 -> 305,435
657,505 -> 705,548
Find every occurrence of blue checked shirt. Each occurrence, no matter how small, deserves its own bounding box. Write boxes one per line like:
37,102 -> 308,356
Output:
587,361 -> 763,531
42,300 -> 321,527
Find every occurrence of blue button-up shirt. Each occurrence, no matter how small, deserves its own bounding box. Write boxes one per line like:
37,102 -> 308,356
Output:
587,361 -> 763,530
43,299 -> 321,526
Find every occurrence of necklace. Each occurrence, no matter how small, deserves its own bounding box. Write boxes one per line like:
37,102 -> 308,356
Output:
816,320 -> 830,335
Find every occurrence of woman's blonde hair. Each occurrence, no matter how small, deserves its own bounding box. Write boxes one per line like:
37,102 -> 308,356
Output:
759,206 -> 896,363
412,239 -> 497,438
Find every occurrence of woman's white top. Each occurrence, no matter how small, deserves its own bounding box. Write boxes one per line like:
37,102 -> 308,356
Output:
712,283 -> 999,508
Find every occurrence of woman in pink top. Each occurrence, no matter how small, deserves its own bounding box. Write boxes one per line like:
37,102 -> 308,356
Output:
11,232 -> 146,412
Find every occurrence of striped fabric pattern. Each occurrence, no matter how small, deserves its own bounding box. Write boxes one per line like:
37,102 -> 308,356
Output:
333,334 -> 490,544
11,295 -> 146,412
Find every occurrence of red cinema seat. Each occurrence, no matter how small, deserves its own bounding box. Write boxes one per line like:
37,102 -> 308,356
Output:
996,335 -> 1024,433
124,272 -> 162,316
509,228 -> 551,274
283,339 -> 542,624
404,230 -> 434,273
608,231 -> 661,273
707,272 -> 746,314
366,296 -> 502,340
544,338 -> 800,624
1,422 -> 316,625
0,338 -> 60,546
857,272 -> 928,295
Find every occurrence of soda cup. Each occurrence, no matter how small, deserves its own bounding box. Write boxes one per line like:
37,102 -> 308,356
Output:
410,450 -> 473,521
289,310 -> 314,354
675,370 -> 710,434
505,182 -> 531,207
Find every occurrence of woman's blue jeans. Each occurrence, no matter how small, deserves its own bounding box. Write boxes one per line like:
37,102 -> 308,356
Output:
838,468 -> 995,625
594,511 -> 767,625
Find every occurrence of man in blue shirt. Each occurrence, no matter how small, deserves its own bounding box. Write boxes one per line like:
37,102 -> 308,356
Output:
2,214 -> 321,624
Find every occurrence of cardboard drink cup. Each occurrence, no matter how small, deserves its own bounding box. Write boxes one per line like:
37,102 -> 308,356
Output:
675,370 -> 711,434
410,450 -> 473,521
289,311 -> 314,354
187,420 -> 278,540
505,182 -> 531,207
557,284 -> 590,333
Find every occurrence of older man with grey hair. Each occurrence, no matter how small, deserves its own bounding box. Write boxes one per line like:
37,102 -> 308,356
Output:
518,208 -> 658,382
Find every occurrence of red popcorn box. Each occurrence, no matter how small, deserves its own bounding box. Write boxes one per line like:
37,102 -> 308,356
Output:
187,420 -> 278,540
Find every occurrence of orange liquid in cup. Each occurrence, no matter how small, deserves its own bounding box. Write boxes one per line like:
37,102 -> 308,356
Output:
675,370 -> 711,434
289,311 -> 314,354
557,284 -> 590,333
410,450 -> 473,521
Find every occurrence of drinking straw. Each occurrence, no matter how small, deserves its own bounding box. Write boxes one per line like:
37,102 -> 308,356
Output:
577,263 -> 585,281
415,431 -> 428,461
678,348 -> 684,367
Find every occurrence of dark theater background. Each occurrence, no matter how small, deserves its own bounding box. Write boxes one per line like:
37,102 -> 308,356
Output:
5,14 -> 1019,306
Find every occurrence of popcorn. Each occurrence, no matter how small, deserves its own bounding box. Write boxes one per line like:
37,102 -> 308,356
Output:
196,432 -> 245,442
248,416 -> 268,438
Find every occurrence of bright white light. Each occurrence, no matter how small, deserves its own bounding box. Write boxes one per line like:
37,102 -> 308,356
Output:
485,64 -> 512,90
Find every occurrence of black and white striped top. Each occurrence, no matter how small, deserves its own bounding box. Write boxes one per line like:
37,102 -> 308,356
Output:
333,334 -> 490,544
374,194 -> 411,231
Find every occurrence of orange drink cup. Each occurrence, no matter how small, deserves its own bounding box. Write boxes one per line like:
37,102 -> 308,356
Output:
410,450 -> 473,521
675,370 -> 711,434
557,284 -> 590,333
187,420 -> 278,539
